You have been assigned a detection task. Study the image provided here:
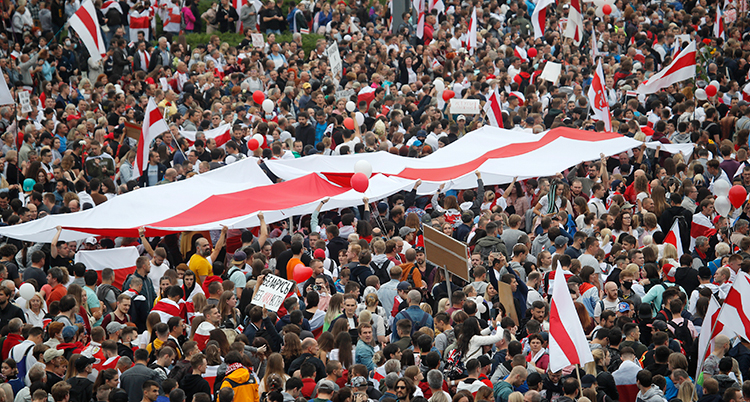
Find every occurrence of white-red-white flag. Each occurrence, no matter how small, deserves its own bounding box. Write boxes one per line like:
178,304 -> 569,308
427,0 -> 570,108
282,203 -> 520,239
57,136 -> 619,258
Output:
514,46 -> 528,63
179,123 -> 233,148
129,10 -> 151,44
663,218 -> 685,258
74,247 -> 139,290
695,295 -> 721,379
690,211 -> 716,250
467,7 -> 478,55
532,0 -> 555,39
483,89 -> 504,128
549,263 -> 594,372
101,0 -> 123,14
153,298 -> 184,323
563,0 -> 584,46
135,98 -> 170,177
637,41 -> 696,95
714,272 -> 750,342
429,0 -> 445,14
68,0 -> 106,62
587,59 -> 612,132
413,0 -> 425,38
714,8 -> 725,40
591,29 -> 601,60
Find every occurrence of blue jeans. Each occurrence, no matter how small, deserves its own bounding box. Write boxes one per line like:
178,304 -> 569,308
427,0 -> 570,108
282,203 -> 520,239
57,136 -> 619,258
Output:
265,29 -> 281,35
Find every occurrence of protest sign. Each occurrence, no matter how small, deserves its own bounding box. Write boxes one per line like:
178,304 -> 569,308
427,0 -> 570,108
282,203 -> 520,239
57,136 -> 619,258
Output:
327,42 -> 342,77
540,62 -> 562,83
18,91 -> 31,113
423,224 -> 470,281
251,274 -> 295,312
450,99 -> 481,114
335,89 -> 355,101
251,34 -> 265,48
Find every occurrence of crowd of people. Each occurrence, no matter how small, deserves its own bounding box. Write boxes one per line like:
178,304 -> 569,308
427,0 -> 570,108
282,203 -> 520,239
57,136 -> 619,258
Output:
0,1 -> 750,402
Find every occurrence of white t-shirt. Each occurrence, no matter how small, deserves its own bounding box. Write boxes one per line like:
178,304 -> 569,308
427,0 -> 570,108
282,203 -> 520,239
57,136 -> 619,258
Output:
148,261 -> 171,294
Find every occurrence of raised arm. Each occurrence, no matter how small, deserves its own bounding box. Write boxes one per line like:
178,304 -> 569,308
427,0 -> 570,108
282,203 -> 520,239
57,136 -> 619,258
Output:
256,212 -> 268,250
51,226 -> 62,258
362,197 -> 370,222
599,153 -> 609,188
210,226 -> 229,263
403,179 -> 421,208
310,198 -> 330,234
138,226 -> 155,258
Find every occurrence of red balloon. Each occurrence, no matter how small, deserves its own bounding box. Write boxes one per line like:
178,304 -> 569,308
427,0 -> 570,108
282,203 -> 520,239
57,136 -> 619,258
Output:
728,185 -> 748,208
292,264 -> 313,283
528,47 -> 538,58
705,85 -> 718,97
602,4 -> 612,14
442,90 -> 455,101
248,138 -> 260,151
344,117 -> 355,130
351,172 -> 369,193
253,90 -> 265,104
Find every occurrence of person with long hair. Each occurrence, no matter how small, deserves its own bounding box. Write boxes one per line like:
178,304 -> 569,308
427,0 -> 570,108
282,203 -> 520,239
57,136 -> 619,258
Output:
140,312 -> 162,348
91,368 -> 119,397
316,332 -> 334,365
260,353 -> 289,393
66,284 -> 93,338
395,377 -> 417,402
280,332 -> 302,371
324,294 -> 344,332
208,329 -> 231,355
432,184 -> 462,228
446,316 -> 505,376
330,331 -> 353,369
359,293 -> 387,344
217,290 -> 241,329
533,181 -> 567,219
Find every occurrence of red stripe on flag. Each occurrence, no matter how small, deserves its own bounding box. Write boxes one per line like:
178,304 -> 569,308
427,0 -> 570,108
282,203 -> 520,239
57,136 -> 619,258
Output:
537,8 -> 547,34
93,265 -> 136,291
549,300 -> 580,364
489,93 -> 504,128
75,7 -> 102,53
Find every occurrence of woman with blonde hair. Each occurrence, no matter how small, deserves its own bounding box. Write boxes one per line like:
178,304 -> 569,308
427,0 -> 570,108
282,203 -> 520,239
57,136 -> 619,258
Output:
324,293 -> 344,331
508,392 -> 524,402
118,150 -> 137,184
260,353 -> 289,393
677,379 -> 697,402
24,292 -> 47,328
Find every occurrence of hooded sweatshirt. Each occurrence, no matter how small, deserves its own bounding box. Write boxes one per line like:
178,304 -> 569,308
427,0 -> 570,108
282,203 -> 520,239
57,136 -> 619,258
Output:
221,363 -> 260,402
531,233 -> 550,257
636,385 -> 666,402
180,373 -> 212,402
474,236 -> 508,260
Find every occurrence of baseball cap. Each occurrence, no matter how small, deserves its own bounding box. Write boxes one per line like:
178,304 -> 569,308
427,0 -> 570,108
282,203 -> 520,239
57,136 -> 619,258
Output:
302,82 -> 312,90
525,116 -> 535,125
318,379 -> 336,393
416,130 -> 427,138
457,115 -> 466,121
107,322 -> 127,334
581,374 -> 597,388
397,281 -> 411,291
314,248 -> 326,260
75,355 -> 97,371
399,226 -> 417,237
698,266 -> 712,280
62,326 -> 78,341
554,236 -> 568,248
351,376 -> 368,388
22,178 -> 35,192
85,237 -> 98,245
414,246 -> 425,253
43,348 -> 63,363
232,250 -> 247,265
617,302 -> 631,313
648,320 -> 668,331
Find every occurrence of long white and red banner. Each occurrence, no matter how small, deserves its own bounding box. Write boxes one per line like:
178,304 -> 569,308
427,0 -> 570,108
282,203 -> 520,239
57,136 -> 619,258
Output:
74,247 -> 139,290
637,41 -> 696,95
69,0 -> 106,62
179,123 -> 232,147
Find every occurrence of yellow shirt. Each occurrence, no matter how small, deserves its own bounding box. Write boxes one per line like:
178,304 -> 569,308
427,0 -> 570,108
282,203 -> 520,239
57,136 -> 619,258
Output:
188,254 -> 211,285
157,99 -> 178,119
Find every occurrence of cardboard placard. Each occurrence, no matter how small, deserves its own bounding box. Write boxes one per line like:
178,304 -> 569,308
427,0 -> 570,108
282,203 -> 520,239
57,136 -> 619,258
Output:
251,274 -> 295,312
540,62 -> 562,83
335,89 -> 355,101
18,91 -> 31,113
123,120 -> 142,140
327,42 -> 342,77
450,99 -> 481,114
251,34 -> 265,49
496,281 -> 518,325
423,224 -> 470,281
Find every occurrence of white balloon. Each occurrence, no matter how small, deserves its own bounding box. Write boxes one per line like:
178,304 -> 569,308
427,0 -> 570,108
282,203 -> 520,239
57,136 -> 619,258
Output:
714,179 -> 731,197
253,133 -> 264,146
262,99 -> 274,113
433,79 -> 445,93
346,101 -> 356,112
19,283 -> 35,301
709,80 -> 720,89
355,112 -> 365,126
474,297 -> 487,314
715,195 -> 732,217
695,88 -> 707,101
354,160 -> 373,178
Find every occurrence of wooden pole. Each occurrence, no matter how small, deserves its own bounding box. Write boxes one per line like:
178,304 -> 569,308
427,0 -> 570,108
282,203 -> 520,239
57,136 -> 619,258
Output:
576,364 -> 583,399
444,266 -> 451,309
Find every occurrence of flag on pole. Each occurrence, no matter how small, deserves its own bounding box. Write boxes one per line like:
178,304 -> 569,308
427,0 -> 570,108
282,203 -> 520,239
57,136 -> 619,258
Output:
714,272 -> 750,342
68,0 -> 107,62
467,7 -> 478,55
695,296 -> 721,379
412,0 -> 425,38
663,219 -> 684,258
483,89 -> 504,128
74,247 -> 140,290
563,0 -> 584,45
0,71 -> 13,106
531,0 -> 555,39
514,46 -> 528,63
591,29 -> 601,60
129,10 -> 151,44
135,98 -> 170,178
548,263 -> 594,372
637,41 -> 696,95
429,0 -> 445,14
587,59 -> 612,132
179,123 -> 233,148
714,8 -> 725,40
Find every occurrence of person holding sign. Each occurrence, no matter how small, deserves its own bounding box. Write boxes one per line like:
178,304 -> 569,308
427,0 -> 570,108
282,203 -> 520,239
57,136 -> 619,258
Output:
243,301 -> 282,353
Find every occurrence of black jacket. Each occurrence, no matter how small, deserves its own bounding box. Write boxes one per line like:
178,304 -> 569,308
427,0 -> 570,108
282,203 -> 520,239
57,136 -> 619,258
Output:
297,122 -> 316,147
111,47 -> 129,78
180,374 -> 212,402
66,377 -> 93,402
138,163 -> 167,187
657,205 -> 692,252
674,266 -> 700,295
287,353 -> 326,381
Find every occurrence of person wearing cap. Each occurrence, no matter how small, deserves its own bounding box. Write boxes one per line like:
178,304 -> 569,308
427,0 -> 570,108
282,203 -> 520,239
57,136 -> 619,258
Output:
227,250 -> 248,299
67,355 -> 95,402
44,347 -> 67,391
313,379 -> 336,402
350,376 -> 374,402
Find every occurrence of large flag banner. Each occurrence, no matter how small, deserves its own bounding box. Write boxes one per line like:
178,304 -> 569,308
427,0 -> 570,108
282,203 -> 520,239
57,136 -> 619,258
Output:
74,246 -> 139,290
563,0 -> 584,45
714,8 -> 725,40
637,41 -> 696,95
664,218 -> 684,258
483,89 -> 504,128
714,272 -> 750,342
68,0 -> 106,62
0,71 -> 13,106
179,123 -> 233,148
413,0 -> 425,38
695,295 -> 721,378
135,98 -> 170,177
587,59 -> 612,132
549,263 -> 594,372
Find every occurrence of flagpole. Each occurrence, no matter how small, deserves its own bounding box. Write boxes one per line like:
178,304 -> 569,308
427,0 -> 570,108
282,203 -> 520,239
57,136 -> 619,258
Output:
576,364 -> 583,398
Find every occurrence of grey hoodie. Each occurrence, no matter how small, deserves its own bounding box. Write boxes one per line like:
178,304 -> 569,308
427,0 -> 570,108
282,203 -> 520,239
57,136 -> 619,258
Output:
637,385 -> 667,402
531,233 -> 550,257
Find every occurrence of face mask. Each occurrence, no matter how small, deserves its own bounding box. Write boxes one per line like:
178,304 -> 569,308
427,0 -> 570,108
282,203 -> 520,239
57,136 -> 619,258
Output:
177,278 -> 183,286
622,281 -> 632,290
65,40 -> 71,46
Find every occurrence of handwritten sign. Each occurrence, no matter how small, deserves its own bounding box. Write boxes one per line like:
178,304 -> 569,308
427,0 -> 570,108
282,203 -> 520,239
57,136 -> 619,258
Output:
251,34 -> 265,49
540,62 -> 562,83
327,42 -> 342,77
251,274 -> 294,312
18,91 -> 31,113
450,99 -> 481,114
335,89 -> 355,101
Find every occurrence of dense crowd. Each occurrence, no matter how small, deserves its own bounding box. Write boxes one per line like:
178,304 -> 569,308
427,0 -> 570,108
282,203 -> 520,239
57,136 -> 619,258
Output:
1,1 -> 750,402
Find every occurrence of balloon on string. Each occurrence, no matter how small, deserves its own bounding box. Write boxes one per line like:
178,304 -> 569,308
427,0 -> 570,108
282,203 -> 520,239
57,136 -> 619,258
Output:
714,179 -> 731,197
442,90 -> 455,101
262,99 -> 274,113
351,172 -> 369,192
293,264 -> 313,283
346,101 -> 356,112
695,88 -> 707,100
729,185 -> 748,208
715,196 -> 732,217
433,79 -> 445,93
253,133 -> 265,146
355,112 -> 365,126
248,138 -> 260,151
253,91 -> 265,104
528,48 -> 538,58
354,160 -> 372,178
602,4 -> 612,14
18,283 -> 35,300
344,117 -> 355,130
705,85 -> 717,97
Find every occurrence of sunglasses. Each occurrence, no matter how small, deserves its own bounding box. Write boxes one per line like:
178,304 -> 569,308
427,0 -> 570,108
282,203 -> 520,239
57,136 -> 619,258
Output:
396,386 -> 407,390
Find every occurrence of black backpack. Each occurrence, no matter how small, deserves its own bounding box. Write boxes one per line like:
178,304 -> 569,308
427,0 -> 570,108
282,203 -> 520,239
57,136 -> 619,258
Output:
668,319 -> 695,358
370,260 -> 391,284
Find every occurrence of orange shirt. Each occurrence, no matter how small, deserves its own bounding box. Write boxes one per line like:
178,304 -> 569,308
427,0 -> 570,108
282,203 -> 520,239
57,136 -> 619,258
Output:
46,284 -> 67,305
399,263 -> 423,288
287,257 -> 303,281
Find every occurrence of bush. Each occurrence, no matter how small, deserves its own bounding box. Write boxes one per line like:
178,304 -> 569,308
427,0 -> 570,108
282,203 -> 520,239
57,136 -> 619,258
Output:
182,32 -> 323,55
